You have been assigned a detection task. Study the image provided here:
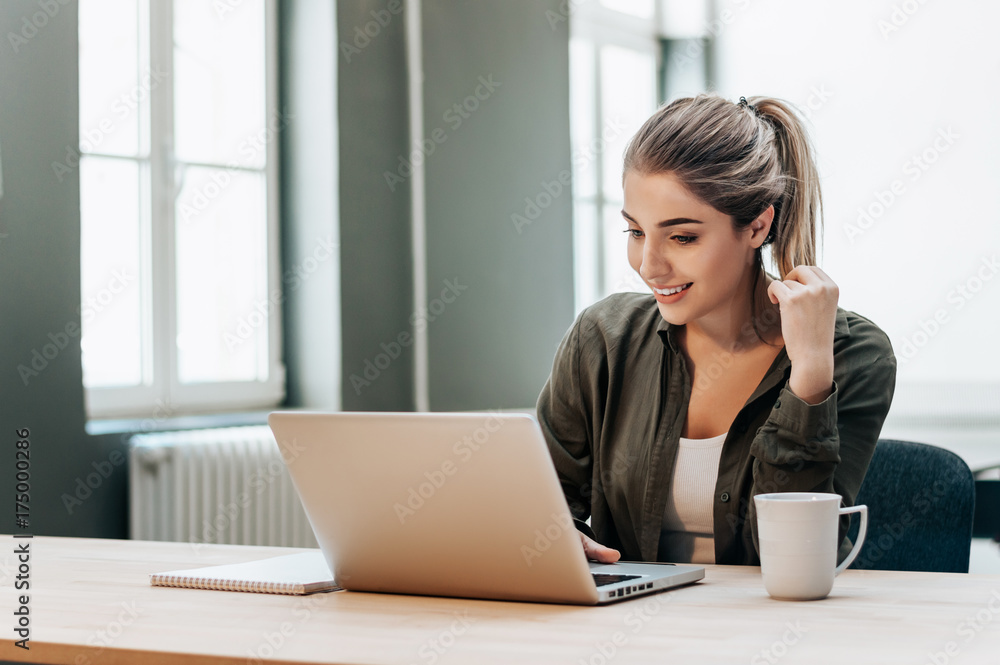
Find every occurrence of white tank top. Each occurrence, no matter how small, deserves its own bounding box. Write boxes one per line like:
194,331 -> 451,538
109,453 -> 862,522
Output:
659,431 -> 728,564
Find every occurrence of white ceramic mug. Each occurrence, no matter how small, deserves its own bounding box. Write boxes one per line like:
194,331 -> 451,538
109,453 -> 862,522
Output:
754,492 -> 868,600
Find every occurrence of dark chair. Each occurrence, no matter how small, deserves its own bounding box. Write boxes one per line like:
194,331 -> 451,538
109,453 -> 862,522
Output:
847,439 -> 975,573
972,464 -> 1000,541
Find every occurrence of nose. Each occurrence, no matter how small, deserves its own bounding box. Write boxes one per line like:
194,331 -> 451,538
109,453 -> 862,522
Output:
638,237 -> 670,284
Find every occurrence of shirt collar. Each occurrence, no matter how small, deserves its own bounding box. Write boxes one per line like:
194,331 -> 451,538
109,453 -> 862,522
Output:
656,306 -> 850,353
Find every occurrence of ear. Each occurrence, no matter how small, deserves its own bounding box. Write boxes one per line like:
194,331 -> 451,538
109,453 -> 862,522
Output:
748,205 -> 775,249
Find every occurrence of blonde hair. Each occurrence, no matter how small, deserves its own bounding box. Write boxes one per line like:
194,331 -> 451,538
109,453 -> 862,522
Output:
622,93 -> 823,340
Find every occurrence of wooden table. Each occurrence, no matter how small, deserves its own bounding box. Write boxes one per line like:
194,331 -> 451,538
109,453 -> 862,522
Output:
2,536 -> 999,664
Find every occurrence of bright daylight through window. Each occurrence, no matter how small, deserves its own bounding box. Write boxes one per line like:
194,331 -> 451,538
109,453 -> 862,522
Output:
77,0 -> 283,419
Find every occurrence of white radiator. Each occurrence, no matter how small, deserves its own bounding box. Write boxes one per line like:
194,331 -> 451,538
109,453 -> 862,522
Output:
128,425 -> 318,548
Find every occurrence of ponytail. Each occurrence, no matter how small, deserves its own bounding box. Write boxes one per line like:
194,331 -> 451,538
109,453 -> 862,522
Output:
748,96 -> 824,278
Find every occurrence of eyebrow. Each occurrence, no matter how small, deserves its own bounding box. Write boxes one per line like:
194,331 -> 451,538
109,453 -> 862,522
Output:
620,210 -> 705,228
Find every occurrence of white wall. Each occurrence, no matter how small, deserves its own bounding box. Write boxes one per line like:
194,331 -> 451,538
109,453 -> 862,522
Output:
711,0 -> 1000,450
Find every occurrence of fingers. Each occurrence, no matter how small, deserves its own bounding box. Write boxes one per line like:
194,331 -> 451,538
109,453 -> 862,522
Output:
770,265 -> 838,305
767,278 -> 795,305
580,532 -> 621,563
784,264 -> 833,286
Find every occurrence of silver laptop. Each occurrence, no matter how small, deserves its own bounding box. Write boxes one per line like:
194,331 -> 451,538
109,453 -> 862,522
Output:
267,410 -> 704,605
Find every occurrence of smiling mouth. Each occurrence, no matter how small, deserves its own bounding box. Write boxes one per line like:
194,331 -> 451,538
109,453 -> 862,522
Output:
653,283 -> 692,296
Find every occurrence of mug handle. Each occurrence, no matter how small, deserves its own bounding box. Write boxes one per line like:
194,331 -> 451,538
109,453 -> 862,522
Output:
834,504 -> 868,576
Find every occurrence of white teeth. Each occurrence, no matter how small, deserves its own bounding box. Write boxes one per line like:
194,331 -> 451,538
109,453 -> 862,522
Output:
654,283 -> 691,296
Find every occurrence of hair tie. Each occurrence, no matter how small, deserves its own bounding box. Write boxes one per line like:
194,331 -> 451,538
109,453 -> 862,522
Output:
738,96 -> 761,117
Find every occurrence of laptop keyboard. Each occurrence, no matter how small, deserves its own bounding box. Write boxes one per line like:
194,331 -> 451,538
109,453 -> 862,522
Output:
592,573 -> 642,587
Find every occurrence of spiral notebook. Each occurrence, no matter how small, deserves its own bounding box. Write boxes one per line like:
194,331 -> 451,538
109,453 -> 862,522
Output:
149,551 -> 341,596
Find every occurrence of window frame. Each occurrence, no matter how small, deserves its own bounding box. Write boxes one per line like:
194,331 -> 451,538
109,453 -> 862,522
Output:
569,3 -> 666,315
82,0 -> 285,419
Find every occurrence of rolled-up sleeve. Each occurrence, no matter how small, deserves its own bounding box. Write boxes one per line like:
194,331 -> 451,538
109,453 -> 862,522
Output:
746,352 -> 897,560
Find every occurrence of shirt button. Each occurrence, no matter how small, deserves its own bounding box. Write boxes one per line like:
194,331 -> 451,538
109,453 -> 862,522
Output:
775,399 -> 782,408
720,492 -> 730,503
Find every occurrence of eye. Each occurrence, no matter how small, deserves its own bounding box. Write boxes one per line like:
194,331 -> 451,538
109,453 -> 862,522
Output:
623,228 -> 644,239
672,235 -> 697,245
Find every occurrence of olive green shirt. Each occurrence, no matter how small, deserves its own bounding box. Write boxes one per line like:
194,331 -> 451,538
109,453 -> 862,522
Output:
536,292 -> 897,566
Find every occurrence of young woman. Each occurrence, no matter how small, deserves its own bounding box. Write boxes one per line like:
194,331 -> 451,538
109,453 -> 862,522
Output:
536,93 -> 897,566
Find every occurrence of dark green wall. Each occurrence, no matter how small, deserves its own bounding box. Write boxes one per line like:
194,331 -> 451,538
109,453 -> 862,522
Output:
335,0 -> 415,411
328,0 -> 574,412
422,0 -> 574,410
0,0 -> 127,538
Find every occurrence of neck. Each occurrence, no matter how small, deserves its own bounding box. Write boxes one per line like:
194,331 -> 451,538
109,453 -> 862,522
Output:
679,269 -> 781,355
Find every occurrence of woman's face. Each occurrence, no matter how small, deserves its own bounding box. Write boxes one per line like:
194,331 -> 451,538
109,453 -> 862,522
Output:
622,170 -> 766,328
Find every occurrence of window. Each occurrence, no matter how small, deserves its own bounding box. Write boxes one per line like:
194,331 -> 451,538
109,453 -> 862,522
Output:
570,0 -> 711,315
710,0 -> 1000,422
572,0 -> 1000,423
78,0 -> 283,418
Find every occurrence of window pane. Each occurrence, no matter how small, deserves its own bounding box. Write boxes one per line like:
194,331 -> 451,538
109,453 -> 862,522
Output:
80,156 -> 144,387
600,0 -> 655,19
173,0 -> 266,167
713,0 -> 1000,396
602,202 -> 647,295
663,38 -> 709,102
175,166 -> 268,384
78,0 -> 144,158
599,45 -> 657,198
573,202 -> 599,314
570,38 -> 598,200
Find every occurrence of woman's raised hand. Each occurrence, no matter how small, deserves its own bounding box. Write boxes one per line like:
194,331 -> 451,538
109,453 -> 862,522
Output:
767,265 -> 839,404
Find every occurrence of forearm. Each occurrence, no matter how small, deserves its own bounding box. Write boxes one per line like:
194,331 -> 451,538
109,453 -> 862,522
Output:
788,353 -> 834,405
